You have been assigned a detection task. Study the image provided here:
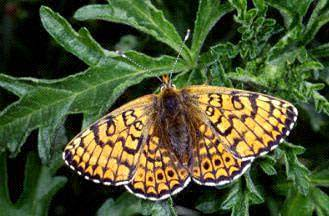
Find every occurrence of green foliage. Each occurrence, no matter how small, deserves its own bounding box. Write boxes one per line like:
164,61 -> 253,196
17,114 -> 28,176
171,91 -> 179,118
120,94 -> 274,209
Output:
275,168 -> 329,216
97,193 -> 176,216
0,152 -> 66,216
73,0 -> 192,63
281,142 -> 310,195
0,0 -> 328,215
0,6 -> 188,162
221,172 -> 264,216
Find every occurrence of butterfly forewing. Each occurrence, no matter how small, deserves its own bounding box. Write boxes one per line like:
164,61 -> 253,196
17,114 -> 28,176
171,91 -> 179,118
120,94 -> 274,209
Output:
184,85 -> 298,160
63,94 -> 156,185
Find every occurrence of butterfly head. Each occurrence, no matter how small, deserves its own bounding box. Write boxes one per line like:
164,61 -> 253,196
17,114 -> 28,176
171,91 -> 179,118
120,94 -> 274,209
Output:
160,74 -> 176,91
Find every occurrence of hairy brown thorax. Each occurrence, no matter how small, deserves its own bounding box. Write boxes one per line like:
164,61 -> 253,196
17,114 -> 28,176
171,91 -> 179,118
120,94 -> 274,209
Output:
155,87 -> 199,167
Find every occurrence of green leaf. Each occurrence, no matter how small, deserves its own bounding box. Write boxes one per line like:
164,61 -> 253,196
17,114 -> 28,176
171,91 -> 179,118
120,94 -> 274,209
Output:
266,27 -> 302,63
0,153 -> 67,216
221,172 -> 264,216
281,186 -> 329,216
244,171 -> 264,205
297,82 -> 329,116
266,196 -> 281,216
207,42 -> 238,86
311,167 -> 329,187
0,52 -> 186,159
191,0 -> 233,58
310,187 -> 329,216
195,192 -> 222,214
73,0 -> 192,63
229,0 -> 247,19
210,62 -> 233,87
0,7 -> 188,161
40,6 -> 106,66
310,43 -> 329,58
229,0 -> 283,60
259,155 -> 277,176
187,69 -> 207,85
303,0 -> 329,45
266,0 -> 312,28
281,142 -> 310,195
0,73 -> 35,97
172,70 -> 191,88
97,192 -> 174,216
221,182 -> 248,216
226,72 -> 268,88
282,187 -> 314,216
172,68 -> 207,88
211,42 -> 239,59
37,115 -> 69,164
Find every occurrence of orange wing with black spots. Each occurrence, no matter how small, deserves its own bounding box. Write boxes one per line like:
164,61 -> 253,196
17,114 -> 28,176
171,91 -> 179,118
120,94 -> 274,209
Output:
185,85 -> 298,161
63,94 -> 156,185
125,125 -> 191,200
192,123 -> 251,185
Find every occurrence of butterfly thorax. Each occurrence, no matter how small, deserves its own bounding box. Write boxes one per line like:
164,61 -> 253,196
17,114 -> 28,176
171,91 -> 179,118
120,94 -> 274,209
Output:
158,87 -> 194,166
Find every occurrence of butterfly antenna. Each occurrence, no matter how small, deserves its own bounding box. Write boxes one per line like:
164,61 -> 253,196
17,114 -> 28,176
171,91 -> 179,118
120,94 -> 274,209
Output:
169,29 -> 191,80
115,50 -> 163,83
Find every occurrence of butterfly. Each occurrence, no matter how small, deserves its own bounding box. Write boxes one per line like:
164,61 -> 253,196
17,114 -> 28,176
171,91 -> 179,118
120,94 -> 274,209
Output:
63,72 -> 298,201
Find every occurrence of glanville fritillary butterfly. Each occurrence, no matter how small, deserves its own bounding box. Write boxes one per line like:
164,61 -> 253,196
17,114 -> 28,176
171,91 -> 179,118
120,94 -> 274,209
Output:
63,31 -> 298,201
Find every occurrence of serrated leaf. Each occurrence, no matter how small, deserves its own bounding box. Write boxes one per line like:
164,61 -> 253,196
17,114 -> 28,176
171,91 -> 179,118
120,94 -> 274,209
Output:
303,0 -> 329,45
245,171 -> 264,204
191,0 -> 233,58
282,187 -> 314,216
221,172 -> 264,216
311,187 -> 329,216
229,0 -> 247,18
211,42 -> 239,59
0,73 -> 35,97
253,0 -> 266,12
266,0 -> 312,28
259,156 -> 277,176
281,186 -> 329,216
187,69 -> 207,85
38,120 -> 68,164
40,6 -> 106,66
221,182 -> 245,213
310,43 -> 329,58
0,7 -> 188,161
226,72 -> 268,88
311,167 -> 329,187
281,142 -> 310,195
97,192 -> 174,216
0,52 -> 186,158
210,62 -> 233,87
73,0 -> 192,63
0,153 -> 67,216
266,27 -> 302,62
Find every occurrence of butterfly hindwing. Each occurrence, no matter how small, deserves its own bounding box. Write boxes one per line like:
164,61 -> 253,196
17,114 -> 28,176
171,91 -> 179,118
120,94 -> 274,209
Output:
125,125 -> 191,200
192,123 -> 251,185
185,85 -> 298,160
63,94 -> 156,185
